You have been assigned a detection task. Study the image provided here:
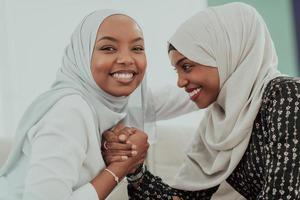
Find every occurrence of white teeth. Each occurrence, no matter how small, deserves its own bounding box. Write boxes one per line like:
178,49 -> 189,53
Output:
112,73 -> 134,79
189,88 -> 201,97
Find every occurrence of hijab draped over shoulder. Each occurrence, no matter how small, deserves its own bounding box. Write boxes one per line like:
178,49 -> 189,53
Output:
169,2 -> 281,190
0,10 -> 155,176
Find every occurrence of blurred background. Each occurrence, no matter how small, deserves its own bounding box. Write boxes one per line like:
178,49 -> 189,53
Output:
0,0 -> 299,138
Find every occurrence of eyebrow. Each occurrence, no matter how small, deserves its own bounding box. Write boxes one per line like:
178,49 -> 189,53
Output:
175,57 -> 187,66
96,36 -> 117,43
96,36 -> 144,43
131,37 -> 144,43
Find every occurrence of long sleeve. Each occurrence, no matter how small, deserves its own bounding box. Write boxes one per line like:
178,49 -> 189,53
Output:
151,86 -> 198,121
22,95 -> 99,200
128,170 -> 219,200
257,77 -> 300,199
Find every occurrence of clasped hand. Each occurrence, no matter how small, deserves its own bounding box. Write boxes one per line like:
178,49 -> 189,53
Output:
101,123 -> 149,173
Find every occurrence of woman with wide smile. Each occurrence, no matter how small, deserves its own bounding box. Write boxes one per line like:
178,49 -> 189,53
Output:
169,50 -> 220,108
91,15 -> 147,97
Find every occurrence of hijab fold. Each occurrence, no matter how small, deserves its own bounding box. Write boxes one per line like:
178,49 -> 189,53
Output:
169,3 -> 281,190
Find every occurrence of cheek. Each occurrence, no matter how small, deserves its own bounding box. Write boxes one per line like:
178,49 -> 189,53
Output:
138,56 -> 147,71
91,52 -> 114,71
136,57 -> 147,78
91,60 -> 111,78
208,74 -> 220,101
90,63 -> 111,88
212,71 -> 220,93
92,59 -> 107,70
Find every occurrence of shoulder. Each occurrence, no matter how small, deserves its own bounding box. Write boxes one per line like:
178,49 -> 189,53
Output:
264,76 -> 300,97
52,94 -> 91,110
30,94 -> 97,149
38,94 -> 96,132
46,94 -> 94,118
261,76 -> 300,110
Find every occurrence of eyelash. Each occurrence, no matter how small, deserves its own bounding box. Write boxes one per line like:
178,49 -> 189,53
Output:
100,46 -> 116,53
99,46 -> 144,53
132,46 -> 144,53
182,63 -> 192,72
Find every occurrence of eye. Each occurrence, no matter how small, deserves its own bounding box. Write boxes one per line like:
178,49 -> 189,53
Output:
132,45 -> 145,53
99,45 -> 116,53
181,63 -> 193,72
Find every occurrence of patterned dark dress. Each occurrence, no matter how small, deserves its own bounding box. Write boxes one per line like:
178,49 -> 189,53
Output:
128,77 -> 300,200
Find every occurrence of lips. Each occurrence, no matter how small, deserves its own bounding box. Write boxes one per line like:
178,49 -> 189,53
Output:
186,87 -> 202,101
110,70 -> 137,84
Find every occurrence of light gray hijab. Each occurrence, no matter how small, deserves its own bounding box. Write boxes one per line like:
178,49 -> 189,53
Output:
169,3 -> 281,190
0,10 -> 155,175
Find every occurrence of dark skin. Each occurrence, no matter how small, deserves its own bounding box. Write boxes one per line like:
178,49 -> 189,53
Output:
88,13 -> 149,200
92,124 -> 148,200
101,124 -> 182,200
101,123 -> 148,168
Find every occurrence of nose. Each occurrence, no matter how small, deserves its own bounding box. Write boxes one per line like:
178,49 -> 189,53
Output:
177,74 -> 188,88
116,50 -> 134,66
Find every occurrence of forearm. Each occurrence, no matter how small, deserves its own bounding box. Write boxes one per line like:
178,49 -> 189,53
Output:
128,170 -> 219,200
92,152 -> 143,200
151,86 -> 198,121
91,162 -> 128,200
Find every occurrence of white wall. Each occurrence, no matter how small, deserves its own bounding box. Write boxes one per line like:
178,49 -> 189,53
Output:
0,0 -> 13,137
0,0 -> 207,137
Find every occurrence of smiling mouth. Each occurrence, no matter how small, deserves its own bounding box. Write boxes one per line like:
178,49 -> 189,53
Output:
187,87 -> 202,101
110,71 -> 137,84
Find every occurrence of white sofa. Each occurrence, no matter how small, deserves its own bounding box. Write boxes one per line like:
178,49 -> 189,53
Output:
0,125 -> 244,200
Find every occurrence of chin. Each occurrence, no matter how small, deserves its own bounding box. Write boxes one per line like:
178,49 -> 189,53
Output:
105,81 -> 142,97
196,98 -> 216,109
111,88 -> 137,97
196,104 -> 205,109
195,101 -> 209,109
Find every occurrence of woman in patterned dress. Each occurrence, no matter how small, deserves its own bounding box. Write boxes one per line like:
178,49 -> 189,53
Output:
103,2 -> 300,199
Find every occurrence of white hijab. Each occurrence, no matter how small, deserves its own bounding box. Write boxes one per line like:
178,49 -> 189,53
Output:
0,10 -> 155,175
169,2 -> 281,190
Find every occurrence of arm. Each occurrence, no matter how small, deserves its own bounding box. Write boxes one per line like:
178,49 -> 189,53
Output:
259,78 -> 300,199
22,95 -> 132,200
150,85 -> 198,121
127,169 -> 219,200
122,129 -> 218,199
101,126 -> 219,199
92,129 -> 149,199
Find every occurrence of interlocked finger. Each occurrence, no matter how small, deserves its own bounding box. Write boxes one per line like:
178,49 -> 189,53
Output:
102,130 -> 118,143
102,149 -> 137,157
105,155 -> 129,164
121,127 -> 136,135
104,142 -> 135,151
111,122 -> 126,134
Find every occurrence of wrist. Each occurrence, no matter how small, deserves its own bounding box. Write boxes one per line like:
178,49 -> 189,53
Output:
126,164 -> 146,183
104,168 -> 119,184
108,162 -> 129,180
